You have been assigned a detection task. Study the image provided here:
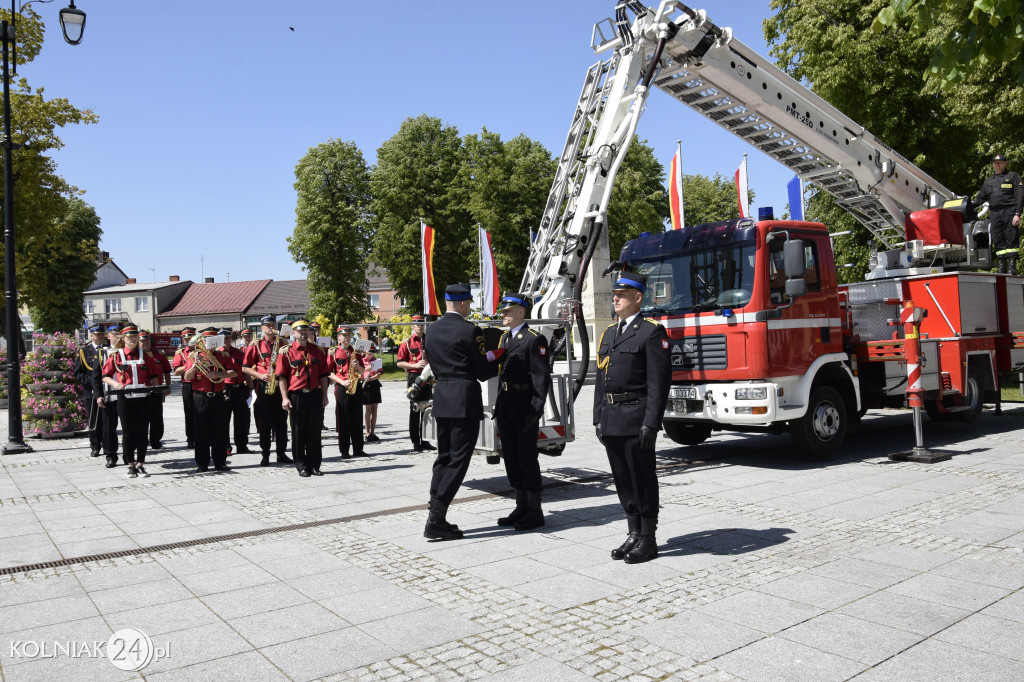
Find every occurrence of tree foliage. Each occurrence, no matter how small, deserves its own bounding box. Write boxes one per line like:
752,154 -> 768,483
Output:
289,139 -> 372,324
370,115 -> 474,315
679,172 -> 749,227
26,199 -> 101,333
461,129 -> 555,295
874,0 -> 1024,87
0,7 -> 98,333
607,138 -> 671,257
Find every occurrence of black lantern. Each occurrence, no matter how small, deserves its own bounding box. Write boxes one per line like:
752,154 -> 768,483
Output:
58,1 -> 85,45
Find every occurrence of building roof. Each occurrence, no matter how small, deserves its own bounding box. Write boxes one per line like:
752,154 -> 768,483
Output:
245,279 -> 311,316
157,279 -> 271,317
367,263 -> 393,291
87,280 -> 192,295
95,253 -> 128,279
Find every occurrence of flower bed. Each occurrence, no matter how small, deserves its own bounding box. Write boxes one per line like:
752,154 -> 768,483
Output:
21,332 -> 87,436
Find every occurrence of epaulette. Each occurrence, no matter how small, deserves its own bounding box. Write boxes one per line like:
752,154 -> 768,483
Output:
643,318 -> 660,325
527,328 -> 540,336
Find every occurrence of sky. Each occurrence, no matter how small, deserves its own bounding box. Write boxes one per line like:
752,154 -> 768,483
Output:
27,0 -> 796,285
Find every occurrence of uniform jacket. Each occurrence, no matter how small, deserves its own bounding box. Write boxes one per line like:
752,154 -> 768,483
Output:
243,338 -> 288,377
73,342 -> 104,396
171,346 -> 192,384
495,324 -> 550,419
397,334 -> 426,376
424,312 -> 498,420
593,316 -> 671,436
975,171 -> 1024,212
222,346 -> 247,386
101,347 -> 164,397
275,342 -> 329,393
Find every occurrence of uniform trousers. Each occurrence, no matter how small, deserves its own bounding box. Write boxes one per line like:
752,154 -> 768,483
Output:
430,417 -> 479,506
603,435 -> 659,521
84,390 -> 102,452
116,396 -> 150,465
193,392 -> 227,469
180,381 -> 195,443
227,385 -> 252,449
100,399 -> 119,459
254,383 -> 288,457
148,394 -> 165,447
334,385 -> 364,455
405,374 -> 431,445
291,390 -> 324,473
495,396 -> 542,492
990,207 -> 1020,255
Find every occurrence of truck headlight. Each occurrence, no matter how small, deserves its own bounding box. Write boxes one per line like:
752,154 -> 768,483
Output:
735,387 -> 767,400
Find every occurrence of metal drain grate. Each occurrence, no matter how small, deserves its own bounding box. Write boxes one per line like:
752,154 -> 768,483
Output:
0,459 -> 707,576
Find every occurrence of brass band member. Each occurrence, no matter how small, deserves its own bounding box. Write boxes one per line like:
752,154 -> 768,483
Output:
140,330 -> 171,450
242,316 -> 292,467
100,325 -> 163,478
327,327 -> 366,459
182,327 -> 236,472
171,327 -> 197,447
73,324 -> 106,458
94,324 -> 122,468
396,314 -> 435,451
224,328 -> 253,454
276,320 -> 330,477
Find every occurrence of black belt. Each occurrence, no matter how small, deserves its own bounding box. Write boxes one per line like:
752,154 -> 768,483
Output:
197,391 -> 222,398
435,373 -> 473,381
297,388 -> 322,394
604,392 -> 644,404
501,382 -> 531,391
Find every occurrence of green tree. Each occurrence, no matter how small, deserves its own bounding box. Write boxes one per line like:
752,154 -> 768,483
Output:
678,172 -> 749,227
874,1 -> 1024,87
289,139 -> 372,324
371,115 -> 474,314
461,129 -> 556,295
606,137 -> 671,257
25,199 -> 101,333
0,7 -> 98,333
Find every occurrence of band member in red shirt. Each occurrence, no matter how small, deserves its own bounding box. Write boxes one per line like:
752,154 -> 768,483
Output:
242,315 -> 292,467
219,328 -> 252,457
101,325 -> 163,478
276,320 -> 330,477
327,327 -> 366,459
171,327 -> 197,447
140,330 -> 171,450
182,328 -> 236,473
396,314 -> 435,452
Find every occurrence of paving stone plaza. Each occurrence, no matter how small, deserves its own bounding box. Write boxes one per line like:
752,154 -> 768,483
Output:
0,381 -> 1022,681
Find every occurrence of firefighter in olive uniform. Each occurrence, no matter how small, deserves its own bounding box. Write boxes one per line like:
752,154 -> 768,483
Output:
974,153 -> 1024,275
421,283 -> 502,540
493,292 -> 551,531
594,271 -> 671,564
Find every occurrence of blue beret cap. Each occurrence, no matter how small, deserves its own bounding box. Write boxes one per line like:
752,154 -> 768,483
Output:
87,324 -> 103,333
444,283 -> 472,301
612,270 -> 647,294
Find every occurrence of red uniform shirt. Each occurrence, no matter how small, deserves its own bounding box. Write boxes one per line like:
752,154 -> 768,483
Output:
397,334 -> 426,375
101,347 -> 163,387
188,347 -> 235,393
243,338 -> 286,376
327,345 -> 356,377
152,348 -> 172,382
223,346 -> 247,385
171,346 -> 192,383
275,342 -> 329,392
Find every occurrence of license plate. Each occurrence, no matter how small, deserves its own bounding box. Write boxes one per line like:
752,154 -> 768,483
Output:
678,387 -> 698,400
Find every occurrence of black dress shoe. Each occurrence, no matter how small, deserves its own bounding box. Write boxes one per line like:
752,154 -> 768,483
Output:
298,469 -> 311,477
354,451 -> 369,457
311,469 -> 324,476
412,443 -> 424,452
624,535 -> 658,564
424,520 -> 464,540
105,459 -> 117,468
196,466 -> 209,473
341,452 -> 352,459
260,455 -> 270,466
90,449 -> 101,457
186,441 -> 194,448
420,441 -> 436,451
366,434 -> 380,442
150,443 -> 163,450
214,464 -> 230,472
277,455 -> 293,464
611,532 -> 641,561
236,446 -> 253,454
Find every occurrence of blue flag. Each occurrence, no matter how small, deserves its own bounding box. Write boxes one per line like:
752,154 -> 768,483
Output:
787,175 -> 803,221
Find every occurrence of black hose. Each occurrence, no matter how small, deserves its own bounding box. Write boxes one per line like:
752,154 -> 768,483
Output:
572,214 -> 604,398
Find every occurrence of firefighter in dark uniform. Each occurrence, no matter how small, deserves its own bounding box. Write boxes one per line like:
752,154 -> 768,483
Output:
397,314 -> 435,451
140,330 -> 171,449
171,327 -> 197,447
974,153 -> 1024,275
493,292 -> 551,531
94,324 -> 122,467
422,283 -> 502,540
327,327 -> 367,458
182,327 -> 236,472
74,324 -> 106,457
276,320 -> 330,477
594,271 -> 671,564
242,316 -> 292,466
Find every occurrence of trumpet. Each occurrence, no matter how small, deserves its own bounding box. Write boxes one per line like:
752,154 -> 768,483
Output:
188,334 -> 228,383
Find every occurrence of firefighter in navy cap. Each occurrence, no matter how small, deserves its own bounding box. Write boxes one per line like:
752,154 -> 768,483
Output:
101,325 -> 163,478
171,326 -> 197,447
242,315 -> 292,466
397,314 -> 435,451
74,324 -> 107,457
276,319 -> 330,477
139,330 -> 171,450
421,283 -> 503,540
594,270 -> 671,564
974,152 -> 1024,275
493,292 -> 551,531
94,324 -> 122,467
221,327 -> 253,456
182,327 -> 236,472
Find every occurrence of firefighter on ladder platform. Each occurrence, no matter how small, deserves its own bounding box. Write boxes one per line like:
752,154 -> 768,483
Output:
974,153 -> 1024,275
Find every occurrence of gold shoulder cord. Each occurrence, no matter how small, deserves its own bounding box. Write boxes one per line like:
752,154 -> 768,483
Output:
79,347 -> 93,372
596,326 -> 613,371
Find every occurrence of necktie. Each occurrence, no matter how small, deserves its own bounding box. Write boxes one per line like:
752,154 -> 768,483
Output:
617,321 -> 626,339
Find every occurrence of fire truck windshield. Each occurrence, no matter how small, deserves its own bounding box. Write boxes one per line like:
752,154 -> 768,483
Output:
633,240 -> 756,315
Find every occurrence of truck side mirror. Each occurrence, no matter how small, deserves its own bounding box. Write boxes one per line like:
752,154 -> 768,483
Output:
784,239 -> 806,277
785,278 -> 807,298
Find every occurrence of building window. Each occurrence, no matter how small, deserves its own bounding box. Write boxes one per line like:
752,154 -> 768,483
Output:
368,294 -> 380,309
135,297 -> 149,312
104,299 -> 122,314
83,300 -> 95,315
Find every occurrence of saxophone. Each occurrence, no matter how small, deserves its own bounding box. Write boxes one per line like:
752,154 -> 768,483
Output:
264,337 -> 281,395
346,348 -> 364,396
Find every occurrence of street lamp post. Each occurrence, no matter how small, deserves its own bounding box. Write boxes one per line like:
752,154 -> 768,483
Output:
2,1 -> 85,455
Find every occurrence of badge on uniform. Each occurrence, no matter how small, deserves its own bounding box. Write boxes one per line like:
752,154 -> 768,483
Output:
539,346 -> 547,356
661,339 -> 669,350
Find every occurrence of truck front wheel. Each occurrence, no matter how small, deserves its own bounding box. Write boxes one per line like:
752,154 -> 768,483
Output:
790,386 -> 847,458
663,422 -> 712,446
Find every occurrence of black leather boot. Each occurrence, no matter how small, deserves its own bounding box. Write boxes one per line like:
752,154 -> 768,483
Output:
424,501 -> 464,540
498,489 -> 527,527
1009,257 -> 1018,276
611,515 -> 641,560
625,517 -> 659,564
514,490 -> 545,531
997,257 -> 1008,274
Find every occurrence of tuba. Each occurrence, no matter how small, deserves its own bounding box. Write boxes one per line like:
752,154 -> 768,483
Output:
187,334 -> 228,383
